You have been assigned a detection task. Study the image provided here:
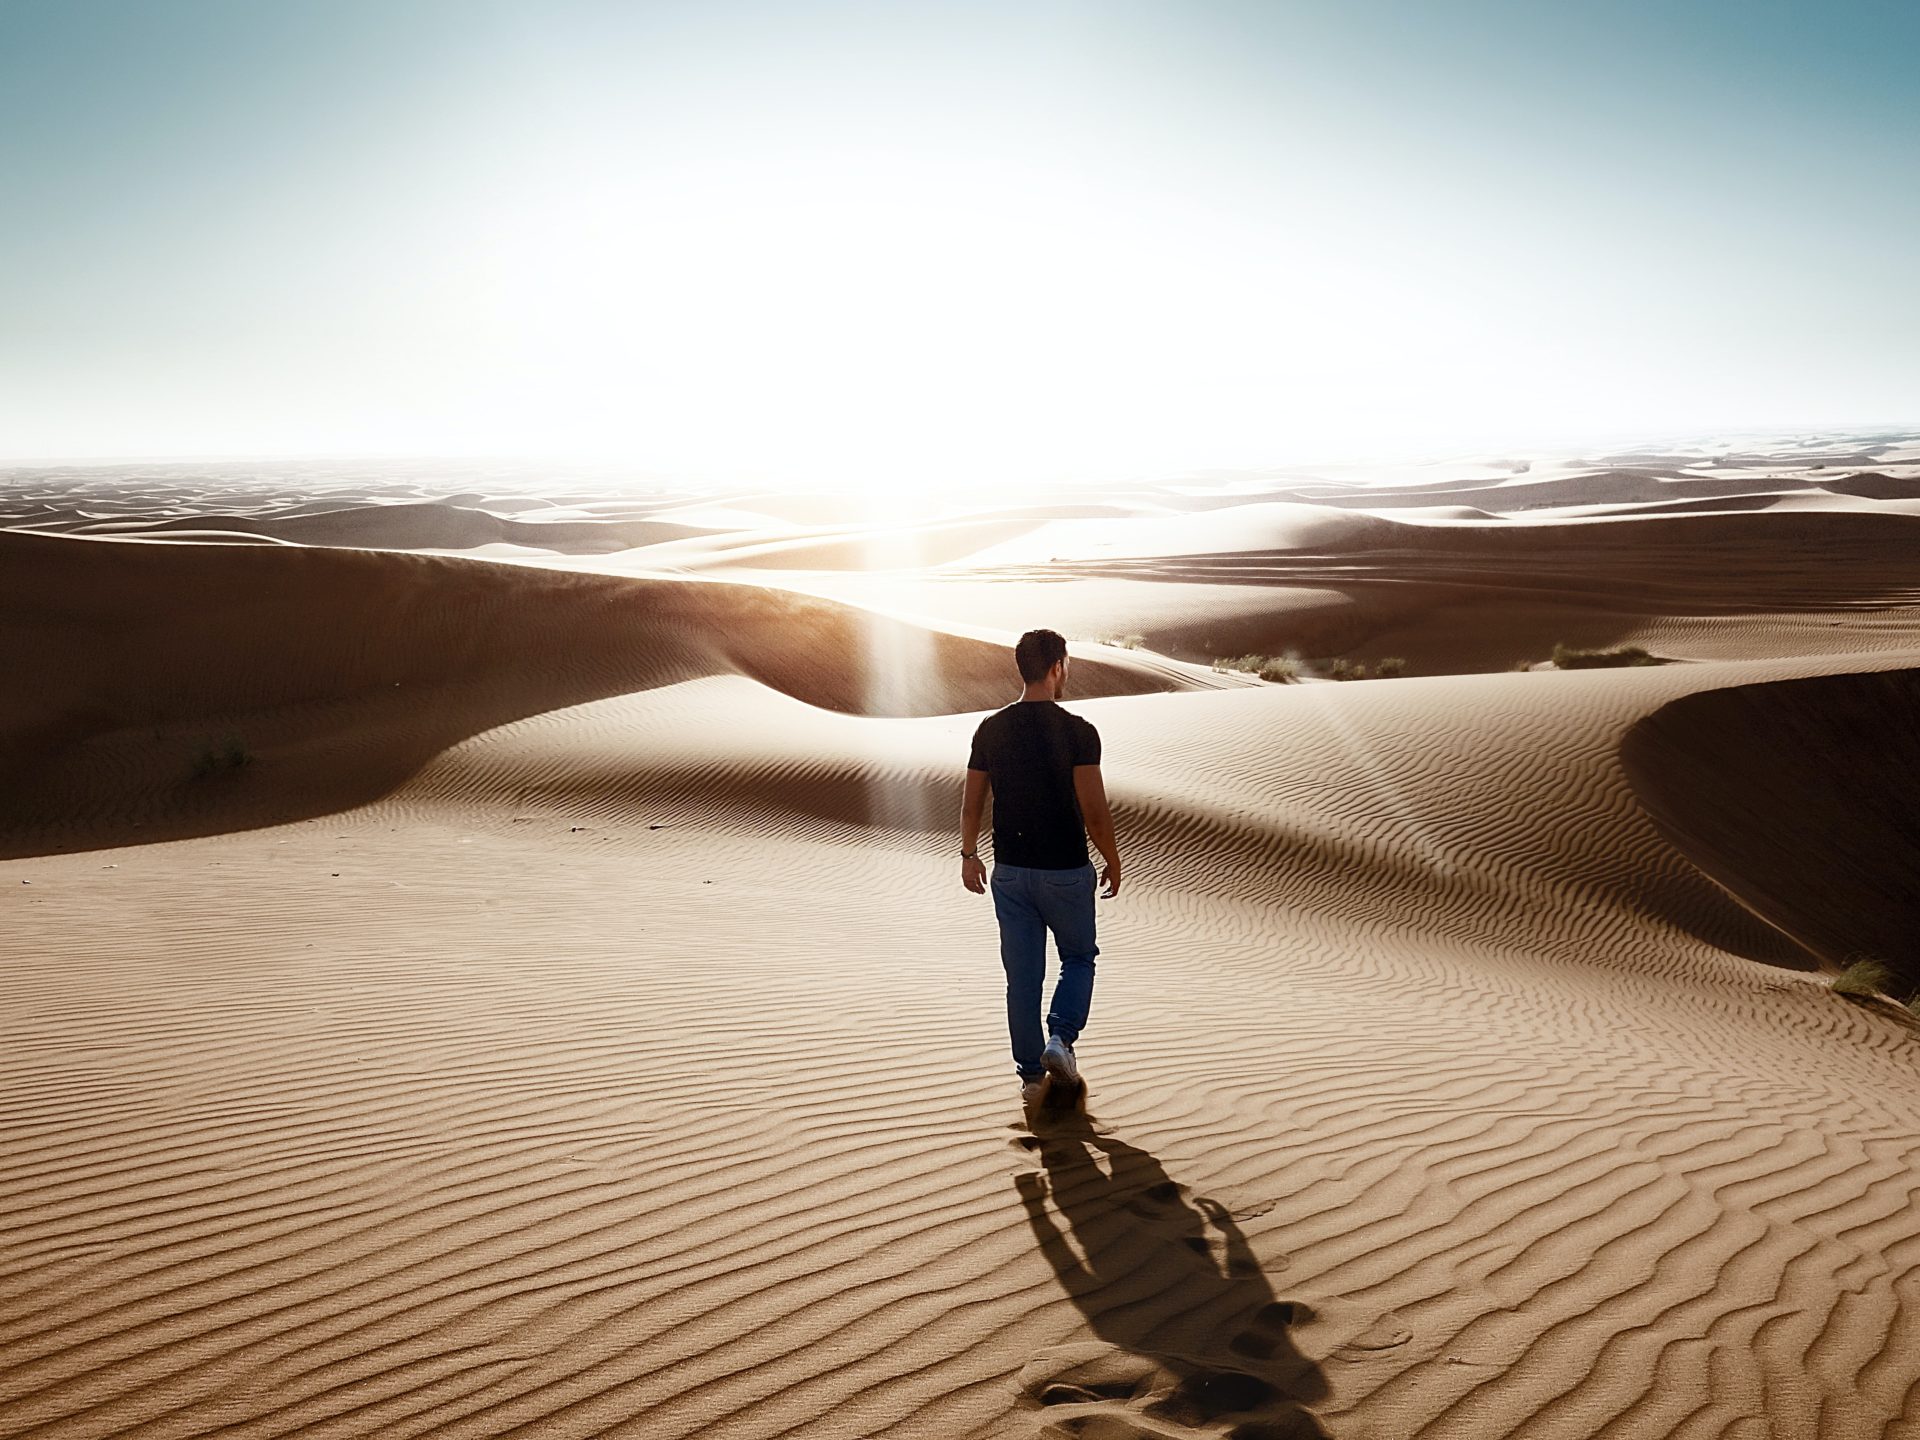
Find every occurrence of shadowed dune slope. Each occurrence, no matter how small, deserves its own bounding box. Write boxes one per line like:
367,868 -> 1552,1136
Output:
1821,472 -> 1920,501
975,506 -> 1920,610
1622,666 -> 1920,988
934,505 -> 1920,676
0,532 -> 1207,855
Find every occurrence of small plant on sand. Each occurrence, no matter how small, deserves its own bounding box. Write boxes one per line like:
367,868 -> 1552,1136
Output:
1327,658 -> 1368,681
1550,642 -> 1662,670
189,736 -> 254,780
1098,632 -> 1146,650
1832,955 -> 1899,1000
1373,657 -> 1408,679
1212,653 -> 1300,683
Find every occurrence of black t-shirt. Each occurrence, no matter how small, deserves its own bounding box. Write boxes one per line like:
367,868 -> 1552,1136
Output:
966,701 -> 1102,869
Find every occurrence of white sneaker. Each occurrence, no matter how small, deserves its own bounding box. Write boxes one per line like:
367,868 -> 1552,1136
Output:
1041,1035 -> 1079,1084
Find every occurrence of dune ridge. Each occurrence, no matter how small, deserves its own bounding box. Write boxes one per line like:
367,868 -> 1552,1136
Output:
0,532 -> 1223,858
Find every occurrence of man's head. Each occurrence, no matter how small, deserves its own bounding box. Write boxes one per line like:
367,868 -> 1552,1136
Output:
1015,628 -> 1070,697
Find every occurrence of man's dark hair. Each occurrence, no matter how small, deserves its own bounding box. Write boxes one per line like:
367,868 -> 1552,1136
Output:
1015,628 -> 1069,683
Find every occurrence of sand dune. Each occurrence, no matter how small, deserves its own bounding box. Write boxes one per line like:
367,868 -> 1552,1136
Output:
6,446 -> 1920,1437
759,502 -> 1920,677
631,516 -> 1053,572
0,531 -> 1221,858
1820,471 -> 1920,501
15,501 -> 720,555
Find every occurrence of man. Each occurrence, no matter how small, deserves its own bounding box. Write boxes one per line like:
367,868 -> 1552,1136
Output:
960,628 -> 1123,1108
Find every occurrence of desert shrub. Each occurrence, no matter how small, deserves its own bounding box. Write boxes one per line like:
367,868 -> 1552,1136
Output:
1098,633 -> 1146,650
1326,658 -> 1369,681
1373,657 -> 1407,679
1211,653 -> 1299,683
1832,956 -> 1899,1000
1550,642 -> 1661,670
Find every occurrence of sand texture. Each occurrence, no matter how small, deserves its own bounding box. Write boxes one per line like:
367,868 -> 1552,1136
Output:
5,436 -> 1920,1439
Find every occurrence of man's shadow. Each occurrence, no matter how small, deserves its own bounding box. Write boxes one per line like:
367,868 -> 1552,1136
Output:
1014,1112 -> 1328,1437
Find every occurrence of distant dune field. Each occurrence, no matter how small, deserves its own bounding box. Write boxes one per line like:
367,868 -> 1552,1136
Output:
5,436 -> 1920,1439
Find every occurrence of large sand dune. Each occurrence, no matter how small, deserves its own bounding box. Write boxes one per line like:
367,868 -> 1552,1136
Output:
0,531 -> 1219,857
6,442 -> 1920,1437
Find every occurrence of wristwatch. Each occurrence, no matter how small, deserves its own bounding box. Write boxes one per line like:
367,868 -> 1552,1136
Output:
960,849 -> 978,859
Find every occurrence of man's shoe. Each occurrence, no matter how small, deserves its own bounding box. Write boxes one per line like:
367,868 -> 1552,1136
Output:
1041,1035 -> 1079,1084
1020,1076 -> 1047,1107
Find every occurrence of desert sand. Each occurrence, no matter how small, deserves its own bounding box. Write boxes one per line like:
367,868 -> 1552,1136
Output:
6,433 -> 1920,1438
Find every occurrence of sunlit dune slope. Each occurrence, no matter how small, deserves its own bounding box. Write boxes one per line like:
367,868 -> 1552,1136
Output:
0,532 -> 1216,855
1622,666 -> 1920,988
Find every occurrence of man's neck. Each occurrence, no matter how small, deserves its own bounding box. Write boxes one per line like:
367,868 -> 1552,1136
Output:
1019,689 -> 1057,702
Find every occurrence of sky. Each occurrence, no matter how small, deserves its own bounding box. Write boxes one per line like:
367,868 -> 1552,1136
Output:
0,0 -> 1914,490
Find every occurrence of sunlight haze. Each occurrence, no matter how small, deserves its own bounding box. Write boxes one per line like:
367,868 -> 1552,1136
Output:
2,0 -> 1914,489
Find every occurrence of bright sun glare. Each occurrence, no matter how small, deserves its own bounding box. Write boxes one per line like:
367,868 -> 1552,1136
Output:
448,136 -> 1497,494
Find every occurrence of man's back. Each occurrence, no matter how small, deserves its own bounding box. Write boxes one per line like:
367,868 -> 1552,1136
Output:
967,700 -> 1101,869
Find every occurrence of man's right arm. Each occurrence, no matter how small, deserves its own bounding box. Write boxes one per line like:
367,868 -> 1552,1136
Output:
960,767 -> 990,894
1073,764 -> 1122,897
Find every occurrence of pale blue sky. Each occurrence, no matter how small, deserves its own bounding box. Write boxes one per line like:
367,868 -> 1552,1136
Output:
1,0 -> 1914,486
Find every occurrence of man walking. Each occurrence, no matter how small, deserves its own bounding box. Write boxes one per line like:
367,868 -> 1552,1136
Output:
960,629 -> 1123,1108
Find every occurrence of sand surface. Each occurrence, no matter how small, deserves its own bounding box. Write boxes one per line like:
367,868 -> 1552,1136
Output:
6,435 -> 1920,1438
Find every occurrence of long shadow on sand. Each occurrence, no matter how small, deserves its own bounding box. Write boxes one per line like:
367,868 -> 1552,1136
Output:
1013,1109 -> 1328,1438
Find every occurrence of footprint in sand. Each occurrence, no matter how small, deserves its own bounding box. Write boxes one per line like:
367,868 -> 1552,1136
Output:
1332,1311 -> 1412,1359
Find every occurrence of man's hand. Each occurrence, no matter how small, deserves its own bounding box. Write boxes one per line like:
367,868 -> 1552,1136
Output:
962,854 -> 987,894
1074,766 -> 1122,900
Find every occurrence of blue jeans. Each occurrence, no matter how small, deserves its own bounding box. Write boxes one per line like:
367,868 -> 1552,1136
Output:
991,862 -> 1099,1080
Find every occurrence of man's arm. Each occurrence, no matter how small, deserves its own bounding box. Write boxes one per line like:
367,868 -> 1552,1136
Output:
1073,764 -> 1122,897
960,768 -> 990,893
